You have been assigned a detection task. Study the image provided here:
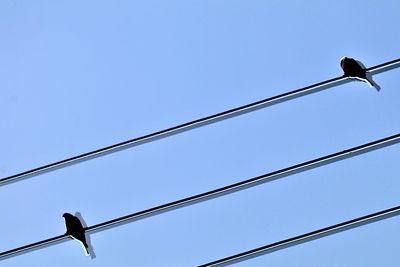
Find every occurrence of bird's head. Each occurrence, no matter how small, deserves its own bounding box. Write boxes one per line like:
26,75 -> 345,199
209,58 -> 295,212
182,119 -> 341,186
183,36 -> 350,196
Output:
62,213 -> 73,219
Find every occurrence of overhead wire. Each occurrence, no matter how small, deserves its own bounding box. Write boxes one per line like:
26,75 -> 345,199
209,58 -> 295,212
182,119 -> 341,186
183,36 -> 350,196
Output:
198,205 -> 400,267
1,58 -> 399,187
1,132 -> 400,260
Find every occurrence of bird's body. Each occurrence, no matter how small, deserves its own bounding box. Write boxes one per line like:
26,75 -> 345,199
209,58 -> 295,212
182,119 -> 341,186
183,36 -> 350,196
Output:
62,213 -> 90,256
340,57 -> 380,91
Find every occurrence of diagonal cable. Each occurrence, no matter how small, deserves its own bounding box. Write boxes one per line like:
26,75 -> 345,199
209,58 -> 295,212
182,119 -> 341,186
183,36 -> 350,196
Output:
198,205 -> 400,266
1,58 -> 399,186
1,132 -> 400,260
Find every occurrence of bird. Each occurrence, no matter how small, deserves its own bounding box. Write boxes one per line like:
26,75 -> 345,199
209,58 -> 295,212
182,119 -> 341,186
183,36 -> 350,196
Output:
62,213 -> 90,256
340,57 -> 380,91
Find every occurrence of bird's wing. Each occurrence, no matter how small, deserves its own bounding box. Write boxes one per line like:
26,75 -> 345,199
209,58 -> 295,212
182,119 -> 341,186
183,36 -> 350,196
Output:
348,58 -> 364,71
70,216 -> 84,229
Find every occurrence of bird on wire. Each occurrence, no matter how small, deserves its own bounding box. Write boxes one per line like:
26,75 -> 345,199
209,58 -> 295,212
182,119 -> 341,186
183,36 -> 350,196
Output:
62,213 -> 90,256
340,56 -> 380,91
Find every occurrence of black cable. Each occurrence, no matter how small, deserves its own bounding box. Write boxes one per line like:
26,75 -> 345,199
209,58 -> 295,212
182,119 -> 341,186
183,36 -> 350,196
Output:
2,58 -> 399,186
1,132 -> 400,260
198,205 -> 400,266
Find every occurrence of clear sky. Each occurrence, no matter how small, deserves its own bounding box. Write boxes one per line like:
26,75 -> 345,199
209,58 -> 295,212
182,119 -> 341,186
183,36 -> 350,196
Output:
1,1 -> 399,266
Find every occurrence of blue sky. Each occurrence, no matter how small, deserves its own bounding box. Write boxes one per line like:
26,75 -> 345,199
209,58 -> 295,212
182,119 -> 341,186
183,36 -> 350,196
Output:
1,1 -> 399,266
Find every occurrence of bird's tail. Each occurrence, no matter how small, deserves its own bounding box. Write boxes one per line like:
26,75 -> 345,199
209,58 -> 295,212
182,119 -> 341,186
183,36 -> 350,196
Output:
83,242 -> 90,256
77,240 -> 90,256
365,77 -> 380,91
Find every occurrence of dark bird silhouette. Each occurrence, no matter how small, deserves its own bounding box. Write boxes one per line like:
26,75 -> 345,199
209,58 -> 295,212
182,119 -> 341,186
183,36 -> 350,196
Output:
340,57 -> 380,91
62,213 -> 90,256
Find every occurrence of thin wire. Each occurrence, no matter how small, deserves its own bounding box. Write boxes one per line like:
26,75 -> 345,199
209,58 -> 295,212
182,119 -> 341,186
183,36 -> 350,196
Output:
1,132 -> 400,260
2,58 -> 399,186
198,205 -> 400,266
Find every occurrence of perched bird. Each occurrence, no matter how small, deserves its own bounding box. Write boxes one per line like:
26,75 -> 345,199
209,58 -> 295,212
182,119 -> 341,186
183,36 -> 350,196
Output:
62,213 -> 90,256
340,57 -> 380,91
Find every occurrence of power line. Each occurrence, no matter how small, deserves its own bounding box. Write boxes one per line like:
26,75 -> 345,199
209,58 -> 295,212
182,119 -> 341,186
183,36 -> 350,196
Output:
2,58 -> 399,187
1,132 -> 400,260
198,205 -> 400,266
